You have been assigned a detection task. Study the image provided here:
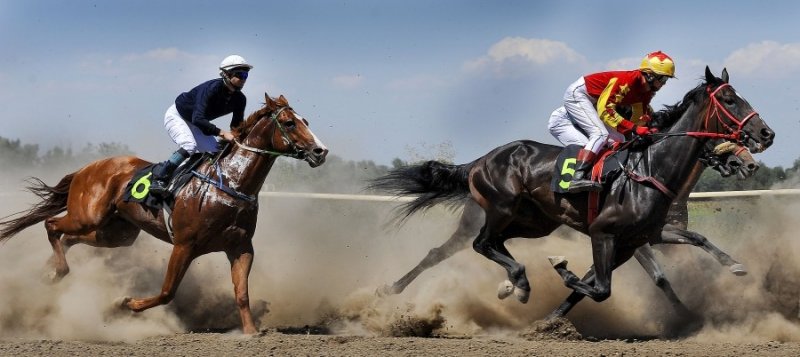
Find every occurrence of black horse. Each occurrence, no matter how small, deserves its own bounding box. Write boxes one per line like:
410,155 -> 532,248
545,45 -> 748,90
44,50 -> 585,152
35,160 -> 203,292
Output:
370,67 -> 774,315
376,141 -> 757,320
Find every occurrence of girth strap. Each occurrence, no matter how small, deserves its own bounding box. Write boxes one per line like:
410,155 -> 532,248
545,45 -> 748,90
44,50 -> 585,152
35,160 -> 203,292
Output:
623,168 -> 677,200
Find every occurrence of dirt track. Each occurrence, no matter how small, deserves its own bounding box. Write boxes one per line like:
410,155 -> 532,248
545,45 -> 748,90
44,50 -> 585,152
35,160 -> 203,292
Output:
1,332 -> 799,356
2,173 -> 800,356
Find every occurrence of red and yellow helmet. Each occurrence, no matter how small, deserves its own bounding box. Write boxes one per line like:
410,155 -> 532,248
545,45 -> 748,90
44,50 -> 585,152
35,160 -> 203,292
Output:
639,51 -> 675,77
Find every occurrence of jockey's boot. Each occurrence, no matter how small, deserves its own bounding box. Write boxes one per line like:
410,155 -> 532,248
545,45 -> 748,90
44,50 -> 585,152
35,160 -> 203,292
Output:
149,148 -> 190,197
566,149 -> 602,193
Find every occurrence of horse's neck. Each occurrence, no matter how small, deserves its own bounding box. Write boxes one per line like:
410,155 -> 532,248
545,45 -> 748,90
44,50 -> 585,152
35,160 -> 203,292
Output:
217,147 -> 278,195
641,105 -> 709,195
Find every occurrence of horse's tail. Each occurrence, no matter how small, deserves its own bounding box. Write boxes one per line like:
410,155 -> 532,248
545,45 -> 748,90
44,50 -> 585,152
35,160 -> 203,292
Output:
368,160 -> 474,222
0,173 -> 74,241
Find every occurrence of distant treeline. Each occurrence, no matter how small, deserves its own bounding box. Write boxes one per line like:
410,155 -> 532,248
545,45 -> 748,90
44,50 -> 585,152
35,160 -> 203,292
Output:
2,136 -> 797,193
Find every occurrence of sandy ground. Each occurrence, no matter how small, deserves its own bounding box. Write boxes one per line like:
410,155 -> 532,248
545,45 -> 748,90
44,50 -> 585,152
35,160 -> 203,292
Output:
1,169 -> 800,356
1,332 -> 799,357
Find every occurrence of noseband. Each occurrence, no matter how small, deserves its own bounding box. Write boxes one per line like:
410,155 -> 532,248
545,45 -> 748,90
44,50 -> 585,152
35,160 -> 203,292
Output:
233,107 -> 307,159
694,83 -> 758,142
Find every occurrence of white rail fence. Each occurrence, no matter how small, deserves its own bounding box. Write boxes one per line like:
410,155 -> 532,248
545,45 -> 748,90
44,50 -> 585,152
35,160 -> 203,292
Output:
262,189 -> 800,202
2,189 -> 799,202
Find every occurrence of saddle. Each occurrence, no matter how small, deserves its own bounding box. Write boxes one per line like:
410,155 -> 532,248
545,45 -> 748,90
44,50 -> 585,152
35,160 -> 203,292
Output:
551,144 -> 629,194
122,153 -> 210,210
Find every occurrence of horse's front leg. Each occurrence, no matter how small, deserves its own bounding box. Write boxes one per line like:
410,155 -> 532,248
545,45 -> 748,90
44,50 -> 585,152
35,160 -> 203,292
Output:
122,243 -> 195,312
472,213 -> 530,304
226,241 -> 257,335
656,224 -> 746,275
550,234 -> 625,302
633,244 -> 695,317
546,267 -> 593,319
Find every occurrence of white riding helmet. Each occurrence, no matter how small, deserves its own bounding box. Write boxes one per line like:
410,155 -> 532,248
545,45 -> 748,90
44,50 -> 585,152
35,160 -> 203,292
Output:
219,55 -> 254,72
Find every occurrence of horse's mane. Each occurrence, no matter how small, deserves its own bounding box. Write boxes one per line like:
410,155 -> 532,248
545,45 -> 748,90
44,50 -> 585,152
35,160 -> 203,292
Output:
232,102 -> 272,140
651,76 -> 723,129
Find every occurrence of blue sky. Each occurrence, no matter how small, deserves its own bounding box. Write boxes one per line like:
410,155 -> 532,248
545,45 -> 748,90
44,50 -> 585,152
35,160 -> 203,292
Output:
1,0 -> 799,168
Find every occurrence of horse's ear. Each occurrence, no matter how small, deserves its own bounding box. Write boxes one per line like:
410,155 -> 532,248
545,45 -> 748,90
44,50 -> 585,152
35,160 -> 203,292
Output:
721,68 -> 729,83
705,66 -> 715,83
264,92 -> 274,107
277,95 -> 289,106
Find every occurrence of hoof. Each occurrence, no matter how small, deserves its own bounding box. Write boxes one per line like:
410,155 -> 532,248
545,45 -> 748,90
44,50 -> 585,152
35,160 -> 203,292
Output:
375,284 -> 398,297
548,256 -> 568,269
729,263 -> 747,276
514,286 -> 531,304
115,296 -> 133,310
497,280 -> 514,300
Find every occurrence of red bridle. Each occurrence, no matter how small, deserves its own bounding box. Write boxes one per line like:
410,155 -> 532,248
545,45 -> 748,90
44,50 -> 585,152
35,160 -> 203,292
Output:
685,83 -> 758,142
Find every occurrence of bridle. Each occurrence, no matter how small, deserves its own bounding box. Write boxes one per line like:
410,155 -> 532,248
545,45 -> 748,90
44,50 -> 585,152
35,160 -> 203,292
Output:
232,106 -> 308,160
652,83 -> 758,144
190,106 -> 307,206
616,83 -> 758,200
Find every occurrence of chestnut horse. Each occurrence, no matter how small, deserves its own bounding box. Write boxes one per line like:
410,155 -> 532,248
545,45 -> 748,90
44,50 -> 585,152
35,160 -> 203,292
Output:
0,94 -> 328,334
370,67 -> 774,318
377,141 -> 757,322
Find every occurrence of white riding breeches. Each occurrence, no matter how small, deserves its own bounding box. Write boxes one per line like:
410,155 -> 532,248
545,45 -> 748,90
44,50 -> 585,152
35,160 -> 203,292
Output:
547,77 -> 624,154
163,104 -> 219,154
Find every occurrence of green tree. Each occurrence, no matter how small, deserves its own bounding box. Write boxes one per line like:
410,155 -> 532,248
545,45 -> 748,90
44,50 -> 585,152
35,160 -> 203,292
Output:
0,136 -> 39,169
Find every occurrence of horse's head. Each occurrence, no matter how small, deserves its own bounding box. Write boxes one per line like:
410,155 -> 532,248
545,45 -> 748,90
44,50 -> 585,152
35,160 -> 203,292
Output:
701,141 -> 759,180
703,66 -> 775,153
235,93 -> 328,167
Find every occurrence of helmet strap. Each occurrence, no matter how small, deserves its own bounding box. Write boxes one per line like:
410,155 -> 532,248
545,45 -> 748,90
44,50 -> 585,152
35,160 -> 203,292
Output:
220,70 -> 243,91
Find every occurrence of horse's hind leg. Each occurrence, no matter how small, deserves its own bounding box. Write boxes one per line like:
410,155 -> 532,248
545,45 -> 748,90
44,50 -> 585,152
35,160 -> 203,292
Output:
123,243 -> 195,312
44,216 -> 140,282
472,211 -> 531,303
45,225 -> 69,281
656,223 -> 746,275
379,200 -> 484,295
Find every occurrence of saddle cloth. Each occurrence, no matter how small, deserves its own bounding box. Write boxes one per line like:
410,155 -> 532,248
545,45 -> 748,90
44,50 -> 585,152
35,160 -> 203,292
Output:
550,144 -> 628,194
122,153 -> 207,210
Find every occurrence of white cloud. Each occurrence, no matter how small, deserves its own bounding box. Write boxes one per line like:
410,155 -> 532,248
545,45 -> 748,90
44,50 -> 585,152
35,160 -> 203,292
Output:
724,41 -> 800,77
332,74 -> 364,89
463,37 -> 586,77
604,57 -> 640,71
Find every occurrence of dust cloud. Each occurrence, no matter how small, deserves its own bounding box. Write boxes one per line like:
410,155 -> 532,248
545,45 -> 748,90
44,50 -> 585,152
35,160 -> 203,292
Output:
0,166 -> 799,342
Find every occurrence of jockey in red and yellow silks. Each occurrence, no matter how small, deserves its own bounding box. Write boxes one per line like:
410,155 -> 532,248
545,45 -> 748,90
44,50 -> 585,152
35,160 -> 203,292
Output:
584,70 -> 654,133
547,51 -> 675,193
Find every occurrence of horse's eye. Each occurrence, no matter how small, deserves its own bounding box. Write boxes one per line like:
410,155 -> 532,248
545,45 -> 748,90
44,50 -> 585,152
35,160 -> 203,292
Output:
724,97 -> 736,105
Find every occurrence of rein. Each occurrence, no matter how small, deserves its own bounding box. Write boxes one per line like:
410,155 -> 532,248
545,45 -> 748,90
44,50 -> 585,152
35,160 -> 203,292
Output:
233,107 -> 307,159
607,84 -> 754,201
651,83 -> 758,142
194,106 -> 300,205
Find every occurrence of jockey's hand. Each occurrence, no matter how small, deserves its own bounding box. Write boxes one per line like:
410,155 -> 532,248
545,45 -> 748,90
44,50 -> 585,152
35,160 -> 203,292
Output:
639,114 -> 652,123
634,126 -> 658,136
219,130 -> 235,142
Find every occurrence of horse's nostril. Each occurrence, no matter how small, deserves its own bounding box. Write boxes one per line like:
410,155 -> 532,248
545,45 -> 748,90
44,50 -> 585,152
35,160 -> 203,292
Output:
761,128 -> 775,140
313,148 -> 327,156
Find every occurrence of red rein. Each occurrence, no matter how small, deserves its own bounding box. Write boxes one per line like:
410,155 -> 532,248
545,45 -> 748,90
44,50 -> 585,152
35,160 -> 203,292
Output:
685,84 -> 758,141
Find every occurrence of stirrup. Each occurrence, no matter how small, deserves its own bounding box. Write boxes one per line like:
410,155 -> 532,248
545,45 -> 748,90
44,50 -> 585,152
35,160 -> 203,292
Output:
565,179 -> 602,193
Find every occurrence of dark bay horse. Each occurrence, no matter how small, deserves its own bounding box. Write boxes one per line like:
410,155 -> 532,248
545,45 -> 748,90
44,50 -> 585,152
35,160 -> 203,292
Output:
370,67 -> 774,317
0,94 -> 328,334
377,141 -> 757,320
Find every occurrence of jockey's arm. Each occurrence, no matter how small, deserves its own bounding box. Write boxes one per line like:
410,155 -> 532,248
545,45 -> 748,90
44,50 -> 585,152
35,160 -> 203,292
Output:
595,78 -> 628,131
